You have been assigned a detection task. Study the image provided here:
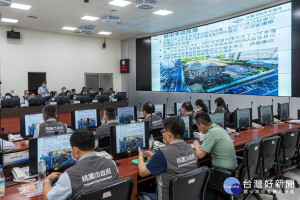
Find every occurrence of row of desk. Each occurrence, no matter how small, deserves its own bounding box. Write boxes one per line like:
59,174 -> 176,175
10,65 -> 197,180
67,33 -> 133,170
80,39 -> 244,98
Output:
3,122 -> 300,200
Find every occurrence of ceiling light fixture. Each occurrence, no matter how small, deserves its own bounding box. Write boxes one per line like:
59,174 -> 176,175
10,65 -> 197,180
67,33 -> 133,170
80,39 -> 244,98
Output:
1,17 -> 18,23
10,3 -> 32,10
109,0 -> 131,7
81,15 -> 99,21
62,26 -> 77,31
98,31 -> 112,35
135,0 -> 157,10
153,9 -> 173,16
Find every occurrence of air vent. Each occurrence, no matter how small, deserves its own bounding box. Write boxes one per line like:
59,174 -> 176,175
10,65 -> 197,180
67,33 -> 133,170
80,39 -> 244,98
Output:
134,0 -> 157,10
0,0 -> 13,6
101,15 -> 120,24
27,15 -> 38,19
78,25 -> 95,34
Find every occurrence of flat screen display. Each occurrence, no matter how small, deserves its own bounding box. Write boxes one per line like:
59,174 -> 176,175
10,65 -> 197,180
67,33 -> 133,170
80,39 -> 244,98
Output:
20,113 -> 44,137
175,102 -> 183,116
235,108 -> 252,129
182,115 -> 193,140
209,113 -> 225,128
258,105 -> 273,124
279,103 -> 289,120
74,109 -> 98,129
116,106 -> 136,124
151,3 -> 291,96
154,104 -> 165,118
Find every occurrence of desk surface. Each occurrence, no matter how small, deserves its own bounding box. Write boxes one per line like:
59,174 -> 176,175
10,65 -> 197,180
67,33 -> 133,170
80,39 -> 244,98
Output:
3,122 -> 300,200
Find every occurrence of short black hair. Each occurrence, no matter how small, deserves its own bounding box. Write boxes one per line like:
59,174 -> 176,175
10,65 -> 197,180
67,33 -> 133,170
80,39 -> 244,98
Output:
82,87 -> 86,90
42,105 -> 57,119
163,116 -> 185,139
181,102 -> 193,112
89,88 -> 93,90
50,91 -> 57,97
99,88 -> 103,91
62,87 -> 66,90
4,93 -> 12,98
70,129 -> 95,151
143,102 -> 155,114
71,89 -> 76,92
195,112 -> 212,126
104,106 -> 116,120
29,92 -> 35,97
42,81 -> 46,84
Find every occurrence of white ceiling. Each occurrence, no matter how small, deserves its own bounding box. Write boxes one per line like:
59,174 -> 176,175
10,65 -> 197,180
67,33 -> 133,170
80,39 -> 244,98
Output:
0,0 -> 290,40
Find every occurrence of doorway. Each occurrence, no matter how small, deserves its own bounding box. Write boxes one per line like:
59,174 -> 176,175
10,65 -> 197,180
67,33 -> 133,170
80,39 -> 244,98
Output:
28,72 -> 46,93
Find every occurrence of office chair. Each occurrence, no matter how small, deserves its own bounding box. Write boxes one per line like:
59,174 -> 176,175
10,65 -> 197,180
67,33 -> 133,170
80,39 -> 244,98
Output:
256,136 -> 281,200
98,136 -> 111,148
276,129 -> 300,191
150,126 -> 163,138
73,177 -> 134,200
137,166 -> 210,200
209,138 -> 262,200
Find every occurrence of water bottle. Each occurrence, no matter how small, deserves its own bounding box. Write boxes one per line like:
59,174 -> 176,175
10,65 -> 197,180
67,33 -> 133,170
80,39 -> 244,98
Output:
149,134 -> 154,152
0,165 -> 5,197
38,157 -> 46,182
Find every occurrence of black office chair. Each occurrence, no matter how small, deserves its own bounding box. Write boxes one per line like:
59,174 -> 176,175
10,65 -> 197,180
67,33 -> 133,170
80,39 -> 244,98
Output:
275,129 -> 300,190
150,127 -> 163,138
209,138 -> 262,200
99,136 -> 111,148
256,135 -> 281,200
73,177 -> 134,200
137,166 -> 210,200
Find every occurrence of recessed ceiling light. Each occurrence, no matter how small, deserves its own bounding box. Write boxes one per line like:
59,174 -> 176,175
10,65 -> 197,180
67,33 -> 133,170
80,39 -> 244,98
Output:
153,10 -> 173,16
81,15 -> 99,21
109,0 -> 131,7
1,18 -> 18,23
62,26 -> 77,31
98,31 -> 112,35
10,3 -> 32,10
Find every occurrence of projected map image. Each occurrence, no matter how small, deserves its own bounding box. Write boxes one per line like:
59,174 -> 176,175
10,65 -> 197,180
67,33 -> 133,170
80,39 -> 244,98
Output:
117,107 -> 135,124
25,114 -> 43,136
75,109 -> 97,129
154,104 -> 164,118
182,116 -> 190,139
77,118 -> 96,129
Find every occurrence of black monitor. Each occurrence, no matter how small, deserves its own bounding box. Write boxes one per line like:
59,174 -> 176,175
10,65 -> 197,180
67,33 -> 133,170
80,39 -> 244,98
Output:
258,105 -> 273,125
278,103 -> 289,121
1,99 -> 12,108
12,95 -> 19,98
29,98 -> 39,107
114,95 -> 122,101
174,102 -> 183,116
20,113 -> 44,137
110,122 -> 149,156
29,134 -> 76,175
71,109 -> 100,130
55,96 -> 71,105
12,98 -> 20,107
203,100 -> 211,112
181,115 -> 193,140
154,104 -> 166,119
116,106 -> 137,124
209,112 -> 226,128
97,95 -> 109,102
38,97 -> 48,106
90,92 -> 98,99
234,108 -> 252,130
116,92 -> 126,100
76,95 -> 90,103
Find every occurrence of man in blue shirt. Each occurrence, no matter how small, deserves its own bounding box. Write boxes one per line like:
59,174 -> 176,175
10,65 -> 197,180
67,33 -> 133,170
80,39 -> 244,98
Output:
37,81 -> 50,97
59,87 -> 66,96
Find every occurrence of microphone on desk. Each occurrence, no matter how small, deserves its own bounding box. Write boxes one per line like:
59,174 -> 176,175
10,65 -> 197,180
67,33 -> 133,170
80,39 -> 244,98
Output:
138,102 -> 141,118
190,96 -> 191,103
1,128 -> 4,166
251,101 -> 253,111
166,98 -> 168,115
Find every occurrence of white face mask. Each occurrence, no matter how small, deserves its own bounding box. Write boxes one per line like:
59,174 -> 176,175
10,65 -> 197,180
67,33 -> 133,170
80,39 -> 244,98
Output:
63,90 -> 66,93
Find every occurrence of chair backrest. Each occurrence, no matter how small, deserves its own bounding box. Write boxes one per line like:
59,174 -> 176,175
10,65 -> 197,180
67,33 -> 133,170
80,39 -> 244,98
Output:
169,166 -> 210,200
261,136 -> 280,176
243,137 -> 261,181
150,127 -> 163,138
280,129 -> 299,161
74,177 -> 134,200
99,136 -> 111,148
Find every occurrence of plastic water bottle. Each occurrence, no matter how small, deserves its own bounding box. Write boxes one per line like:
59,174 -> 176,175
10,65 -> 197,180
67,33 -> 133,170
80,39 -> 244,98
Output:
149,134 -> 154,152
38,157 -> 46,182
0,165 -> 5,197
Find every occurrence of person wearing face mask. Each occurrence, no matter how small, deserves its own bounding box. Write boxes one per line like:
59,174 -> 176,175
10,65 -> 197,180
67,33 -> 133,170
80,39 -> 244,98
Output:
193,112 -> 237,199
38,81 -> 50,97
137,116 -> 198,200
49,91 -> 59,102
59,87 -> 67,96
109,91 -> 116,101
142,102 -> 163,131
181,102 -> 194,117
71,94 -> 78,103
214,97 -> 230,122
4,93 -> 12,99
20,90 -> 30,104
95,107 -> 121,140
33,105 -> 67,138
43,129 -> 119,200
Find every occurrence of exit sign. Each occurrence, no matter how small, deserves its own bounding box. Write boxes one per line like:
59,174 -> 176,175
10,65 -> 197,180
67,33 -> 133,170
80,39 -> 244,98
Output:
120,59 -> 129,73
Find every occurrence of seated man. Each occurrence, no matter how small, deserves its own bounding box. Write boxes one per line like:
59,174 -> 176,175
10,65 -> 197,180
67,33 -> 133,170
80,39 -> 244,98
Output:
20,90 -> 29,104
0,139 -> 15,153
59,87 -> 66,96
43,129 -> 119,200
95,107 -> 121,140
142,102 -> 163,131
181,102 -> 194,117
138,116 -> 198,200
33,105 -> 67,138
71,89 -> 76,95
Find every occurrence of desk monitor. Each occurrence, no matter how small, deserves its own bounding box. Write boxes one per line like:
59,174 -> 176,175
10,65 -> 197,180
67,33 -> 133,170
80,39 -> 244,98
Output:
209,112 -> 226,128
116,106 -> 137,124
11,98 -> 20,108
1,99 -> 12,108
29,134 -> 76,175
278,103 -> 289,121
258,105 -> 273,125
3,150 -> 29,167
20,113 -> 44,137
116,92 -> 126,100
28,98 -> 39,107
182,115 -> 193,140
154,104 -> 165,119
76,95 -> 90,103
71,109 -> 100,130
174,102 -> 183,116
234,108 -> 252,130
114,95 -> 122,101
55,96 -> 70,105
97,95 -> 109,102
38,97 -> 48,106
203,100 -> 211,112
110,122 -> 149,156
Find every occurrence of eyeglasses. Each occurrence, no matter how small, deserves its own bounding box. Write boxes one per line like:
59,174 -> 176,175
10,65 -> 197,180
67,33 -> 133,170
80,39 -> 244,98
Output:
160,129 -> 167,136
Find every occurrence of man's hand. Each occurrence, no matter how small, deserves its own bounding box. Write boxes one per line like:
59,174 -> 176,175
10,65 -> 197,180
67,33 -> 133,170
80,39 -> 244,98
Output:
144,150 -> 153,161
193,140 -> 201,149
46,172 -> 61,183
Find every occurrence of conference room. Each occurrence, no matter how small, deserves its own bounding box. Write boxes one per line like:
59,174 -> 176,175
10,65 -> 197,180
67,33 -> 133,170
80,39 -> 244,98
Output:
0,0 -> 300,199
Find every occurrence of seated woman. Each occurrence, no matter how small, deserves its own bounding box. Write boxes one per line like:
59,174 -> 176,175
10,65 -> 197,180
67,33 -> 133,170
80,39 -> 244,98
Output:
194,99 -> 209,114
214,97 -> 230,122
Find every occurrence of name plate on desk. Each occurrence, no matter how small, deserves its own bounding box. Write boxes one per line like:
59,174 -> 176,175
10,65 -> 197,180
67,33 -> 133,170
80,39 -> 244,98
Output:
49,102 -> 57,105
4,150 -> 29,166
92,100 -> 98,103
73,101 -> 80,104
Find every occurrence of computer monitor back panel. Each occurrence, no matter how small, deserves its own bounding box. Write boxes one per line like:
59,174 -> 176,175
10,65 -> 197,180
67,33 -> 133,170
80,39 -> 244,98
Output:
209,112 -> 226,128
182,115 -> 193,140
234,108 -> 252,130
20,113 -> 44,137
110,122 -> 149,156
116,106 -> 137,124
258,105 -> 273,125
29,134 -> 76,175
278,103 -> 289,121
154,104 -> 165,119
71,109 -> 100,130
